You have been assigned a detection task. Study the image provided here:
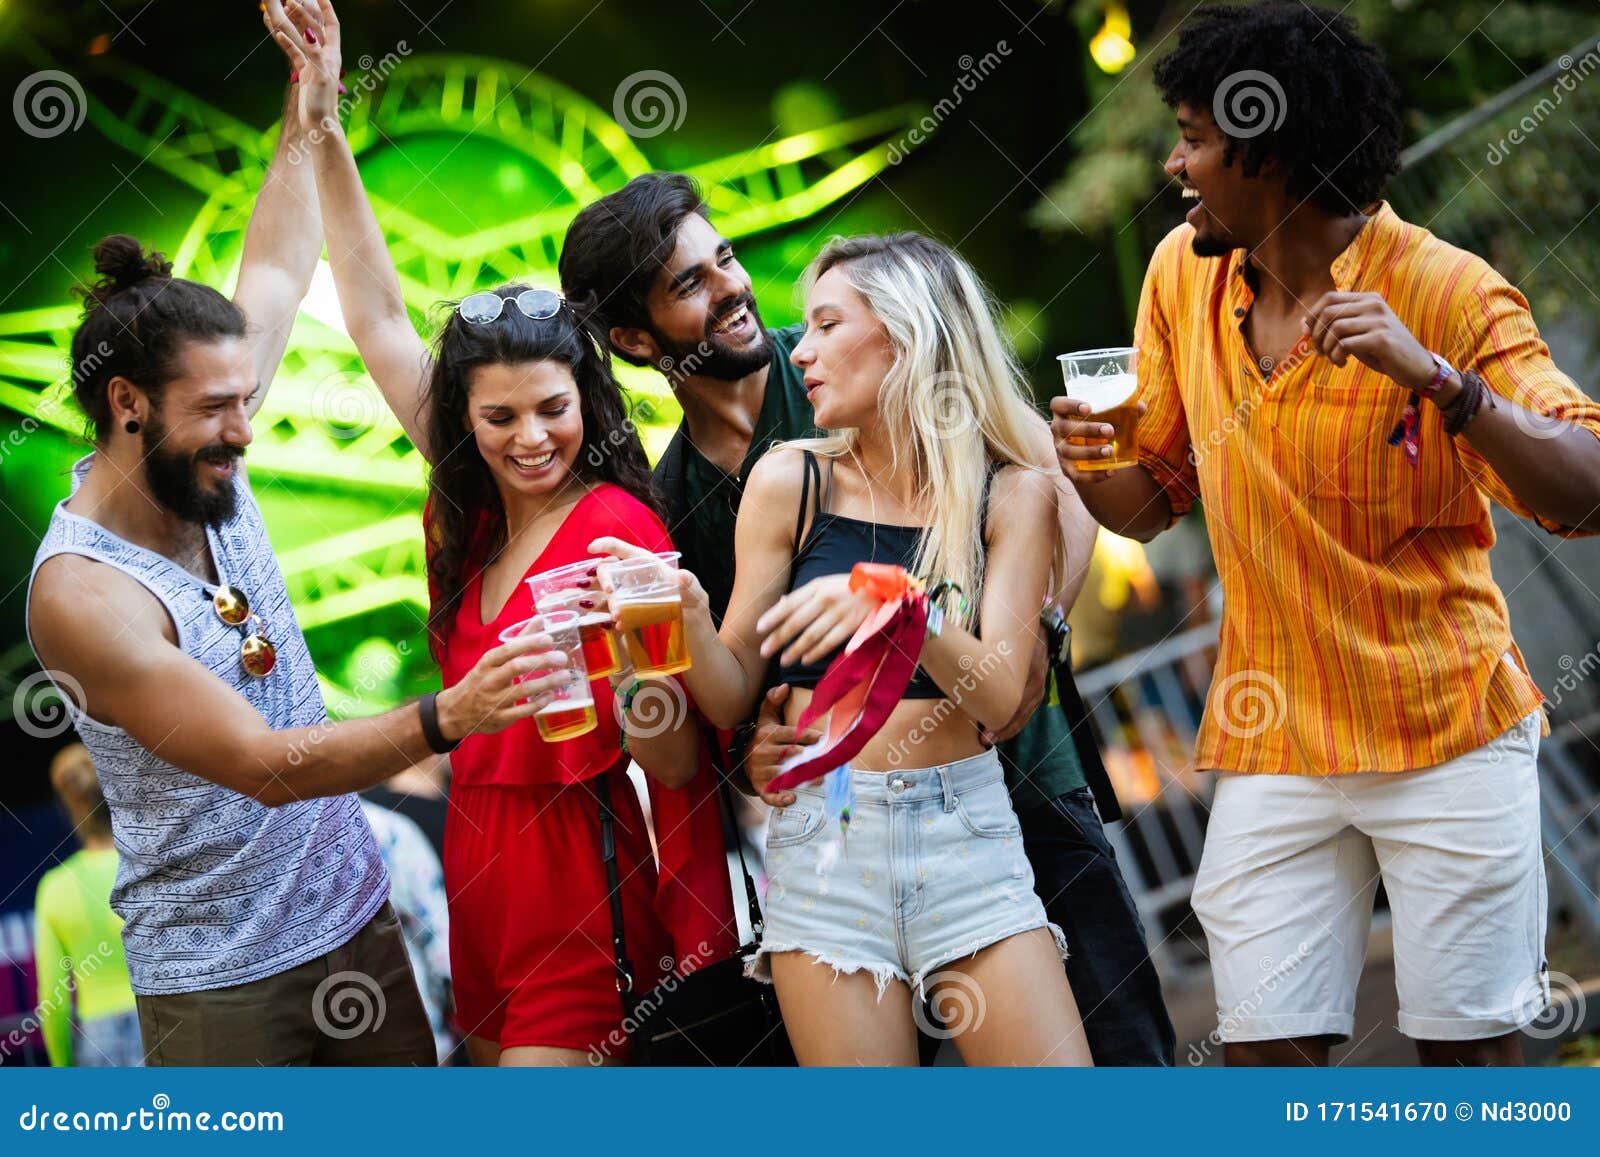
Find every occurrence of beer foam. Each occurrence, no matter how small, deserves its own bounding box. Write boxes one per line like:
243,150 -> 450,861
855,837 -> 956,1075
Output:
1070,372 -> 1137,411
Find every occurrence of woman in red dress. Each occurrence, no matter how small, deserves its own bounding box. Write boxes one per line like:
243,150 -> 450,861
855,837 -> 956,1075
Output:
419,292 -> 734,1065
280,1 -> 736,1062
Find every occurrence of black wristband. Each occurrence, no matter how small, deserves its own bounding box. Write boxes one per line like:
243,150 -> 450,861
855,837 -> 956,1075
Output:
418,692 -> 459,754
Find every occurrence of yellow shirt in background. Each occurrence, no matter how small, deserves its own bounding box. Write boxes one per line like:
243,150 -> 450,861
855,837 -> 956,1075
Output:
32,848 -> 135,1066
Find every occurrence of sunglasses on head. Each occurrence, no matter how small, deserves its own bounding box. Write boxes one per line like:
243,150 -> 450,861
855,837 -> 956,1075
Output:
207,585 -> 277,678
456,288 -> 566,326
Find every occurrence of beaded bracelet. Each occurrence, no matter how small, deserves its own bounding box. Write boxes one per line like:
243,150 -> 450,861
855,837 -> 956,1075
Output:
1444,370 -> 1495,437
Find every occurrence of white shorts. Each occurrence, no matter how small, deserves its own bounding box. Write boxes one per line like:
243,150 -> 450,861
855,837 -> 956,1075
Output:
1191,711 -> 1548,1043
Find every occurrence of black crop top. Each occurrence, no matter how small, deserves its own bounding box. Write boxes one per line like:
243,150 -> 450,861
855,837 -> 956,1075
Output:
775,452 -> 996,699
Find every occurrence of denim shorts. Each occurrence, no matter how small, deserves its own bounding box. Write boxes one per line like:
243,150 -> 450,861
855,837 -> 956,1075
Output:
748,749 -> 1067,998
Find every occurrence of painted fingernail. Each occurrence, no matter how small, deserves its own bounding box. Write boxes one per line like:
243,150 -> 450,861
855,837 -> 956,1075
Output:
337,82 -> 347,94
586,566 -> 598,576
289,69 -> 299,84
578,599 -> 595,609
304,27 -> 317,43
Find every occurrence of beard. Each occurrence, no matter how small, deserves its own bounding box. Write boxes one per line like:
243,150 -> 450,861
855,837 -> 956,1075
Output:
141,414 -> 242,525
1190,232 -> 1237,258
656,293 -> 772,382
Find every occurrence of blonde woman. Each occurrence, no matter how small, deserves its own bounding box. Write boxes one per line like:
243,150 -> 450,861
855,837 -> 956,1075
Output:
594,233 -> 1091,1066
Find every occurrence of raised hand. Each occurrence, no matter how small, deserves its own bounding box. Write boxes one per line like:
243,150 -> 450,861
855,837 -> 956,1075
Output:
263,0 -> 343,135
586,535 -> 715,630
1301,290 -> 1436,391
435,627 -> 570,741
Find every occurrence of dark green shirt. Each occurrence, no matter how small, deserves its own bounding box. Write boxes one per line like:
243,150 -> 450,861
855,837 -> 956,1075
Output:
997,666 -> 1088,812
655,324 -> 813,627
652,321 -> 1084,807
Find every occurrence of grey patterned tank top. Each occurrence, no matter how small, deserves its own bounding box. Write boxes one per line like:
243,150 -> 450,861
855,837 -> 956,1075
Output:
26,455 -> 388,995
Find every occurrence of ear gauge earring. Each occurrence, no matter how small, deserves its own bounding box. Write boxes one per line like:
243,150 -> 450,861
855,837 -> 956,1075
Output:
124,419 -> 141,434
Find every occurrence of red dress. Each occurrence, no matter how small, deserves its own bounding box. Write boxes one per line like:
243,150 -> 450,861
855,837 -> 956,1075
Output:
431,484 -> 736,1054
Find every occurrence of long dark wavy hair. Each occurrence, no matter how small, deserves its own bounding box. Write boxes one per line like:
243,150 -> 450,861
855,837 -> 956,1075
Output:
423,284 -> 661,659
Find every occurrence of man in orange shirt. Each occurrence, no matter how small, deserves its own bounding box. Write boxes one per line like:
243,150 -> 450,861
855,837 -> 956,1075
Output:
1053,2 -> 1600,1066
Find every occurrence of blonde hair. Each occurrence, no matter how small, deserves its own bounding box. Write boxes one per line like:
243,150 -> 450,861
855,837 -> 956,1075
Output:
49,743 -> 111,838
790,233 -> 1058,626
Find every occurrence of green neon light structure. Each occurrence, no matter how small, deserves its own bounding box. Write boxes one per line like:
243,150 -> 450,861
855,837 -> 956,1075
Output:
0,45 -> 930,715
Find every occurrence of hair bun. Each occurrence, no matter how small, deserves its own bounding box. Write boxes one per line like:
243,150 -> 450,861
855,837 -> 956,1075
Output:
83,234 -> 173,306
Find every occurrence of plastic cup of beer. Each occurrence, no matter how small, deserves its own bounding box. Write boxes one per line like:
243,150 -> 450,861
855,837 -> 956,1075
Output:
600,551 -> 692,679
535,588 -> 622,680
524,560 -> 597,603
497,611 -> 597,742
1058,347 -> 1140,472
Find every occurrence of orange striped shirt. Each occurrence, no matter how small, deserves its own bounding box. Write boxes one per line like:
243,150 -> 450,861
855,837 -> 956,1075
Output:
1136,201 -> 1600,775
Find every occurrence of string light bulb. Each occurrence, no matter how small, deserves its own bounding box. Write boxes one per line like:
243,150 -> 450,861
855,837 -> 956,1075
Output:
1090,4 -> 1137,74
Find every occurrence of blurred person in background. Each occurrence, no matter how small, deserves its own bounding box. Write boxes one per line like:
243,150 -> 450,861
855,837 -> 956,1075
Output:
32,745 -> 139,1067
358,800 -> 456,1063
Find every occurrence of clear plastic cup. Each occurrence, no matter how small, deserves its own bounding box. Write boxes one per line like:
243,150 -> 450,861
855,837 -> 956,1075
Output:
1058,346 -> 1140,472
524,560 -> 599,603
535,588 -> 623,680
599,551 -> 691,678
497,610 -> 597,742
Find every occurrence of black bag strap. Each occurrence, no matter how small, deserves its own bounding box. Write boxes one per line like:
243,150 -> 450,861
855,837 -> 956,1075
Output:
591,726 -> 766,1007
588,772 -> 636,999
704,723 -> 766,945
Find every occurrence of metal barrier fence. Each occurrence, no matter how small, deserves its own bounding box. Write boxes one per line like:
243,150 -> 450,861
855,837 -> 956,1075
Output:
1075,621 -> 1600,978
